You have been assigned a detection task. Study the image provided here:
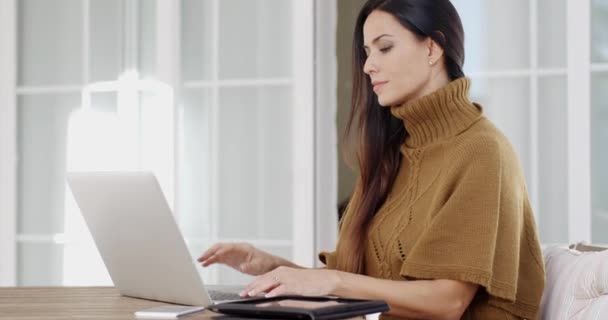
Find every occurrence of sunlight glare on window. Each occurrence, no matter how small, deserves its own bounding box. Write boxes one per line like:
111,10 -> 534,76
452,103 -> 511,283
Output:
62,70 -> 174,285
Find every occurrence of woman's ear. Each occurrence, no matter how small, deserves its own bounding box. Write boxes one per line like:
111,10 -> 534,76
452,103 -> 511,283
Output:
427,38 -> 445,66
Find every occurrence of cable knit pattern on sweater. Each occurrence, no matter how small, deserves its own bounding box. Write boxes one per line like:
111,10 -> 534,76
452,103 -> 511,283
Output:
320,78 -> 545,320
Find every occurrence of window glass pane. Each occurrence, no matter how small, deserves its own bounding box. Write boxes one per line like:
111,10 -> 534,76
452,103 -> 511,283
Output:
139,89 -> 176,196
178,88 -> 213,239
138,0 -> 156,78
62,240 -> 112,285
89,92 -> 118,113
181,0 -> 214,81
452,0 -> 529,73
470,78 -> 531,184
219,0 -> 292,79
257,88 -> 293,240
18,0 -> 82,86
18,243 -> 64,286
538,76 -> 568,244
90,0 -> 123,82
17,94 -> 80,234
217,86 -> 292,240
592,0 -> 608,63
591,73 -> 608,243
538,0 -> 566,69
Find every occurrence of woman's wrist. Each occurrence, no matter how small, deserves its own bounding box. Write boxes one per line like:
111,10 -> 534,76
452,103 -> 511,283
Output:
330,270 -> 348,296
270,255 -> 286,269
268,254 -> 292,270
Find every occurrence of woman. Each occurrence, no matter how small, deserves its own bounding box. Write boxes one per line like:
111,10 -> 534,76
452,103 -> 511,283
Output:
198,0 -> 545,319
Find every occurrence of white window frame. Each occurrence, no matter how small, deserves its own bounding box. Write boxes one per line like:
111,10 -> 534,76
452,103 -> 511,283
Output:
292,0 -> 316,267
314,0 -> 339,262
567,0 -> 591,243
155,0 -> 180,210
0,0 -> 17,287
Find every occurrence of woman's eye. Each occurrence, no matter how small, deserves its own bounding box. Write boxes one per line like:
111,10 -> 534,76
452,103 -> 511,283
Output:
380,46 -> 392,53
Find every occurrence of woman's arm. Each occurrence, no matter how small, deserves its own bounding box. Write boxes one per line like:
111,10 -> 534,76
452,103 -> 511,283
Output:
244,267 -> 477,319
333,271 -> 478,320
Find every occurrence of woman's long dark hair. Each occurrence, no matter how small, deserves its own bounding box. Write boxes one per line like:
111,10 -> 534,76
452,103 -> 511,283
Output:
335,0 -> 466,274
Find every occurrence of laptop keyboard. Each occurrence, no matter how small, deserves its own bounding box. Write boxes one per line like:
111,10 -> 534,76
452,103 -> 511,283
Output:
209,290 -> 245,301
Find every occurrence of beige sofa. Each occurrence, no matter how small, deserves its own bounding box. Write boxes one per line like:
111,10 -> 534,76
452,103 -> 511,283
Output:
540,242 -> 608,319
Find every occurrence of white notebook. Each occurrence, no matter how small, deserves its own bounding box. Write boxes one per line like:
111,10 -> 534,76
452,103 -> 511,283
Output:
134,305 -> 206,319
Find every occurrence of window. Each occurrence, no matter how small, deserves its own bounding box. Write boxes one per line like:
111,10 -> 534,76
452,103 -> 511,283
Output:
0,0 -> 324,286
450,0 -> 600,245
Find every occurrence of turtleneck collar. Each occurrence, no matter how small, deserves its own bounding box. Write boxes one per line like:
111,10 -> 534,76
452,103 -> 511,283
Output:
390,77 -> 482,148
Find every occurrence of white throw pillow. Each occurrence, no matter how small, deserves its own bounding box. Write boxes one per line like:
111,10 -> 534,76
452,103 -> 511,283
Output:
540,245 -> 608,320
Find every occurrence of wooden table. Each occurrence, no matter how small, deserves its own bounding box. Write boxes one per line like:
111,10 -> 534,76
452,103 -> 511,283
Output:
0,287 -> 220,319
0,287 -> 369,320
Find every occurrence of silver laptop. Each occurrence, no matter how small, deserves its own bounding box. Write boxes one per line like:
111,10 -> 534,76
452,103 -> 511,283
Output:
66,171 -> 244,306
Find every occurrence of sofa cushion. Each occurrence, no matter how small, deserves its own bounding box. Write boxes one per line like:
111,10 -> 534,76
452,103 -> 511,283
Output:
540,245 -> 608,319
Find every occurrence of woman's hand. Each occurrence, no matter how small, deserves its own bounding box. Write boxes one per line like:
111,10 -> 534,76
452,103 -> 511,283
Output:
197,242 -> 279,276
240,266 -> 340,298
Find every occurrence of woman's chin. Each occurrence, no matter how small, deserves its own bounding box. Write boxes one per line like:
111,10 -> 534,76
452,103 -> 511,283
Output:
376,96 -> 394,107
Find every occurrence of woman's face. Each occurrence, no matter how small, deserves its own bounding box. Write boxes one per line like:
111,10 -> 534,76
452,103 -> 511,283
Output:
362,10 -> 439,107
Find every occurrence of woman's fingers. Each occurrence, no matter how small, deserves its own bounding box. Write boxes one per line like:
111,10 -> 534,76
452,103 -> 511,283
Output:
200,247 -> 228,266
199,254 -> 219,267
198,242 -> 254,271
197,243 -> 223,262
240,274 -> 282,297
265,284 -> 287,298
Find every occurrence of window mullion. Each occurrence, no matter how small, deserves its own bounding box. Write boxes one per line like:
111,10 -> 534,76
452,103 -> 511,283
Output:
83,0 -> 90,85
209,0 -> 220,283
292,0 -> 315,267
155,0 -> 180,212
567,0 -> 592,243
313,0 -> 339,265
0,0 -> 17,286
529,0 -> 539,220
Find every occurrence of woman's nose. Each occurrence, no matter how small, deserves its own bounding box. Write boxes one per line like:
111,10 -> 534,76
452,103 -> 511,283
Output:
363,56 -> 376,75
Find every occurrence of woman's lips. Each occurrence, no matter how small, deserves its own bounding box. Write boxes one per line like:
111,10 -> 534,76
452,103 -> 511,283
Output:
372,81 -> 388,92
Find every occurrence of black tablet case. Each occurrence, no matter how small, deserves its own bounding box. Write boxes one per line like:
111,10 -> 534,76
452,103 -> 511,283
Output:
208,296 -> 389,320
